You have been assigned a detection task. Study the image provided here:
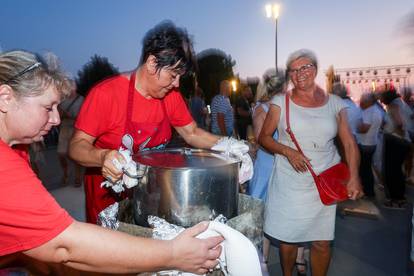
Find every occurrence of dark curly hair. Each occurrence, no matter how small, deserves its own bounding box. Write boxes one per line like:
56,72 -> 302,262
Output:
139,20 -> 197,75
380,89 -> 400,105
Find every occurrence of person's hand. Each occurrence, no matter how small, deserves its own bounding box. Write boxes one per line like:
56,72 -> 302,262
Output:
246,141 -> 258,160
101,149 -> 126,183
285,147 -> 310,173
211,137 -> 253,184
169,221 -> 223,274
346,176 -> 364,200
211,137 -> 249,155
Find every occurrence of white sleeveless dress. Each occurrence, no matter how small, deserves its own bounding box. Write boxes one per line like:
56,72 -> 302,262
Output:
264,93 -> 346,242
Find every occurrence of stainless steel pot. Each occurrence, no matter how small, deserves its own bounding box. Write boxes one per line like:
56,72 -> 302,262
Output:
132,148 -> 240,227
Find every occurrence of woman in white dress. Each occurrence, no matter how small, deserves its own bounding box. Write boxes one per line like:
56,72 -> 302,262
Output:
259,49 -> 363,276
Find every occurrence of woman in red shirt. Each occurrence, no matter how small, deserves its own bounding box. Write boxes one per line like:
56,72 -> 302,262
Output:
69,21 -> 224,224
0,50 -> 222,275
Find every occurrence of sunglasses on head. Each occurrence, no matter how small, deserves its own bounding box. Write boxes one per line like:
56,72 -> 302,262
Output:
4,62 -> 42,84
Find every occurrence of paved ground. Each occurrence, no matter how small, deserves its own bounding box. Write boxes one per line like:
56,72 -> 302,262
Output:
264,187 -> 414,276
39,146 -> 414,276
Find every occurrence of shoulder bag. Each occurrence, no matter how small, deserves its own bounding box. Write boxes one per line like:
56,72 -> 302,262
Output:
284,94 -> 349,205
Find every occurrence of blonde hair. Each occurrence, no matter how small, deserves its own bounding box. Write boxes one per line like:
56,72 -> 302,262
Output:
0,50 -> 72,99
255,68 -> 286,102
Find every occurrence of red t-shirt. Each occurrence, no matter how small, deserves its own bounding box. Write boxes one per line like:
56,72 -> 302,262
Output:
0,140 -> 73,256
75,75 -> 193,150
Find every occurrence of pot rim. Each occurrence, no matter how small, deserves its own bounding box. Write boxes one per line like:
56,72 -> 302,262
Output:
133,147 -> 242,169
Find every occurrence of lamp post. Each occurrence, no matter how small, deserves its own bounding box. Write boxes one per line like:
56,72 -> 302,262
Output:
230,79 -> 237,93
230,79 -> 238,103
266,4 -> 280,73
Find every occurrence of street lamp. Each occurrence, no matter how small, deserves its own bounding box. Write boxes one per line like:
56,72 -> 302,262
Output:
266,3 -> 280,72
230,79 -> 238,103
230,79 -> 237,92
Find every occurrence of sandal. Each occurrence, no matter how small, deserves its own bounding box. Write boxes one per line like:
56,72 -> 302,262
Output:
382,200 -> 406,210
295,261 -> 307,276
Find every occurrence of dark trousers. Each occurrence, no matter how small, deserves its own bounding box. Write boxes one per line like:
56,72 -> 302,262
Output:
358,144 -> 376,196
383,133 -> 410,200
237,124 -> 248,140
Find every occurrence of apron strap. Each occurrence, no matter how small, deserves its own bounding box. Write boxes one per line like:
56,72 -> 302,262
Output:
126,71 -> 137,131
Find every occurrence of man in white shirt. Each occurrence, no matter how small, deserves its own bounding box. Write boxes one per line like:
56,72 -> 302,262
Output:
357,93 -> 383,197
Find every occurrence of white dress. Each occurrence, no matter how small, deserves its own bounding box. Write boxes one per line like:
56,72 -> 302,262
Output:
264,93 -> 346,242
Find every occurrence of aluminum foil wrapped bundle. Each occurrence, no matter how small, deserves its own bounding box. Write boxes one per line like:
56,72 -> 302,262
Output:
148,215 -> 230,276
214,214 -> 228,224
97,202 -> 119,230
148,216 -> 185,241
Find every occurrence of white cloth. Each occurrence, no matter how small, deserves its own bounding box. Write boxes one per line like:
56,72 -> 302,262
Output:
357,105 -> 383,146
264,94 -> 345,242
151,218 -> 261,276
197,221 -> 262,276
211,137 -> 253,184
101,148 -> 140,193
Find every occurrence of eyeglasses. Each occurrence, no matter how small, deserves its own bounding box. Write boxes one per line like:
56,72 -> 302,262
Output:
4,62 -> 42,84
289,64 -> 315,75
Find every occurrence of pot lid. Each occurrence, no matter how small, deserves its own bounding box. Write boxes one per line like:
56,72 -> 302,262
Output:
132,148 -> 240,169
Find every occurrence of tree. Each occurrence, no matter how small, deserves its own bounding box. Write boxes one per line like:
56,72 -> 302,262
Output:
76,55 -> 119,97
196,49 -> 235,104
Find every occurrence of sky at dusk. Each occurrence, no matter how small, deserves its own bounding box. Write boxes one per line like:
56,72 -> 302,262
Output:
2,0 -> 414,84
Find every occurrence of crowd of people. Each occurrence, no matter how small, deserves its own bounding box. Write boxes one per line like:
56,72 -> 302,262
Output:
0,19 -> 413,276
330,83 -> 414,209
197,55 -> 413,213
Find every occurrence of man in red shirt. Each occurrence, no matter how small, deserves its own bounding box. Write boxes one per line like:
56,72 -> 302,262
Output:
70,21 -> 223,224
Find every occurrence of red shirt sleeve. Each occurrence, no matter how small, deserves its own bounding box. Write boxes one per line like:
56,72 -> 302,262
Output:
0,142 -> 73,256
75,83 -> 114,138
165,91 -> 193,127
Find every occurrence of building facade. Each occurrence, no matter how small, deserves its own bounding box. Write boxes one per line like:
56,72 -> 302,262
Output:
334,64 -> 414,101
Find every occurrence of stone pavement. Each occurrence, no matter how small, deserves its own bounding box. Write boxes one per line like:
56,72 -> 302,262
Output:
37,146 -> 414,276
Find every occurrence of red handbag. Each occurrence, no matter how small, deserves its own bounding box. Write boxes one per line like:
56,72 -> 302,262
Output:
284,94 -> 350,205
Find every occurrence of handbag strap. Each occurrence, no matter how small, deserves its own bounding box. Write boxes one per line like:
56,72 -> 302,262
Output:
284,93 -> 318,179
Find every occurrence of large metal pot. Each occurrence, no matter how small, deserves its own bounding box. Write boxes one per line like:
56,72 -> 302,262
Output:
132,148 -> 240,227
